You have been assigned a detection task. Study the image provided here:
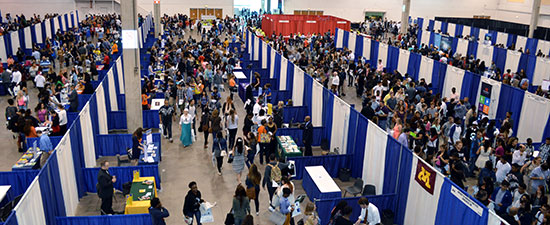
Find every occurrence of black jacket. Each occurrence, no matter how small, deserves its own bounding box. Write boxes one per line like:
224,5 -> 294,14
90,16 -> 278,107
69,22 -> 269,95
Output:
183,190 -> 202,215
97,169 -> 113,198
302,121 -> 313,144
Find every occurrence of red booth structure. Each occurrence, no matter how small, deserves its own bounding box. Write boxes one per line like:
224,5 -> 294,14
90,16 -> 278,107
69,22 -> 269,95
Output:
261,15 -> 350,37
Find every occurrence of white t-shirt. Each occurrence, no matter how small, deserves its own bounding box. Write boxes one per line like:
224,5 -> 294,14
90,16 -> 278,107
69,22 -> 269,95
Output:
226,115 -> 239,129
34,74 -> 46,88
358,204 -> 381,225
11,71 -> 22,84
331,75 -> 340,86
495,161 -> 511,183
58,109 -> 68,126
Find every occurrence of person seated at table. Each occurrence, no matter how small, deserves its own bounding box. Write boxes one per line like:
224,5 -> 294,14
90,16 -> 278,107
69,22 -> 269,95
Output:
38,130 -> 53,168
335,206 -> 354,225
356,197 -> 381,225
34,102 -> 49,124
131,128 -> 145,165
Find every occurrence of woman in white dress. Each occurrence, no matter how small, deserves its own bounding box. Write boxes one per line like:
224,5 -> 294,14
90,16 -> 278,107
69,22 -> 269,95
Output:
180,109 -> 193,147
475,140 -> 493,169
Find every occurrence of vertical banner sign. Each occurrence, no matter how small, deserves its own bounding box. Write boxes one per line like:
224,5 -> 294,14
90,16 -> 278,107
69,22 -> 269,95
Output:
415,160 -> 436,195
478,82 -> 492,119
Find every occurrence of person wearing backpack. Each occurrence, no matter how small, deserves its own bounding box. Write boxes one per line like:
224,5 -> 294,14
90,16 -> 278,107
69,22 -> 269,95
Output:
262,154 -> 282,211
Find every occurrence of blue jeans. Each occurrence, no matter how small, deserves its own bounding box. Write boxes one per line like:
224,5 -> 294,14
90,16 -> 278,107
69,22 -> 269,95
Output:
234,218 -> 243,225
186,211 -> 201,225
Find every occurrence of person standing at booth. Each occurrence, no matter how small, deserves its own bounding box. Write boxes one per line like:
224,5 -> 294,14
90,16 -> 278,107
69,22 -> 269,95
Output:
97,161 -> 116,215
301,116 -> 313,156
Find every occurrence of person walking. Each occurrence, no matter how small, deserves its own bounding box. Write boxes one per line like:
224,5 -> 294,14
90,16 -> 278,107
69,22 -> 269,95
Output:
180,108 -> 193,147
200,110 -> 211,148
244,132 -> 257,168
245,164 -> 261,216
257,120 -> 270,165
231,184 -> 250,225
183,181 -> 203,225
210,109 -> 223,146
226,109 -> 239,150
232,137 -> 247,183
263,154 -> 281,209
213,132 -> 227,175
149,197 -> 169,225
159,99 -> 176,142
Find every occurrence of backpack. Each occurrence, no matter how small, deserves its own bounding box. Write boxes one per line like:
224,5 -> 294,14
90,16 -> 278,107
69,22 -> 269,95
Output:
269,163 -> 282,183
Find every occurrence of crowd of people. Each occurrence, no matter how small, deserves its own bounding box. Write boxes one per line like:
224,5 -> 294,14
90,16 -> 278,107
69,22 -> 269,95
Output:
242,15 -> 550,224
0,13 -> 60,35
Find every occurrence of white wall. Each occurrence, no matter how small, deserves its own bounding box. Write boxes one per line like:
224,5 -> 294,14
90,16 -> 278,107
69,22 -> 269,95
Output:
136,0 -> 234,17
494,0 -> 550,27
77,1 -> 121,16
284,0 -> 498,22
0,0 -> 76,17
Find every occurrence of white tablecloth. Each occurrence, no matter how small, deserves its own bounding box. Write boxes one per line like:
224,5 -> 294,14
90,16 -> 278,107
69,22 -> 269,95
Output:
305,166 -> 341,193
234,71 -> 247,79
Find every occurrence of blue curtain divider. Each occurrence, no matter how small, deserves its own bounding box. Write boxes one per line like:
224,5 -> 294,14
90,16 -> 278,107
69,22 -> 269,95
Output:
303,75 -> 313,118
287,154 -> 351,179
276,127 -> 324,147
95,133 -> 161,157
38,152 -> 67,225
282,106 -> 309,123
56,214 -> 153,225
342,30 -> 349,49
345,109 -> 359,157
387,46 -> 399,72
407,52 -> 421,81
355,35 -> 364,59
467,41 -> 478,59
142,110 -> 160,129
494,47 -> 507,72
117,94 -> 126,111
526,38 -> 538,55
315,194 -> 397,225
2,211 -> 17,225
67,112 -> 79,128
26,136 -> 63,149
507,34 -> 517,49
286,63 -> 295,98
370,41 -> 379,68
322,88 -> 334,145
82,165 -> 161,191
460,71 -> 481,106
434,178 -> 489,224
108,111 -> 128,130
68,116 -> 86,198
0,170 -> 39,202
350,113 -> 368,178
271,90 -> 291,105
495,84 -> 524,130
431,60 -> 447,95
395,148 -> 414,225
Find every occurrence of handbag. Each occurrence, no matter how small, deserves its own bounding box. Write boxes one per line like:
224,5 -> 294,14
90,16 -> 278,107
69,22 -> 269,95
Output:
269,211 -> 287,225
246,186 -> 256,200
227,153 -> 234,163
184,216 -> 193,225
224,209 -> 235,225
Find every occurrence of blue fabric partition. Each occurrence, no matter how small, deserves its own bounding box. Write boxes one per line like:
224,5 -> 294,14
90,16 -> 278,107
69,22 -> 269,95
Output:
369,41 -> 379,67
315,194 -> 397,225
56,214 -> 153,225
408,52 -> 421,80
496,84 -> 524,129
434,178 -> 489,224
467,41 -> 478,59
383,136 -> 407,195
441,22 -> 448,34
322,89 -> 334,144
0,170 -> 39,202
460,71 -> 481,106
395,149 -> 414,225
507,34 -> 516,48
26,136 -> 63,149
526,38 -> 538,55
271,90 -> 291,104
456,24 -> 464,37
108,111 -> 127,130
431,60 -> 447,94
387,46 -> 399,72
67,112 -> 79,127
3,211 -> 18,225
276,127 -> 324,147
38,153 -> 66,225
303,75 -> 313,117
525,54 -> 537,91
283,106 -> 309,123
543,113 -> 550,142
494,47 -> 507,72
142,110 -> 160,129
350,112 -> 368,178
96,133 -> 161,157
68,117 -> 86,198
346,109 -> 359,157
286,62 -> 295,97
342,30 -> 349,49
287,154 -> 351,179
355,35 -> 364,59
83,165 -> 161,192
78,94 -> 93,111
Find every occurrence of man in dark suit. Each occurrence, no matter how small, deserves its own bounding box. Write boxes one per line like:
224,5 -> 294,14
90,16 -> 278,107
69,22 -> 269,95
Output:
68,85 -> 78,112
97,161 -> 116,215
301,116 -> 313,156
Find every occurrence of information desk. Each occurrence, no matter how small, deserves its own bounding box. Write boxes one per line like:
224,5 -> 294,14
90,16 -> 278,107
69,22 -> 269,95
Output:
12,148 -> 42,170
302,166 -> 341,200
277,136 -> 302,158
138,143 -> 160,165
125,176 -> 157,214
